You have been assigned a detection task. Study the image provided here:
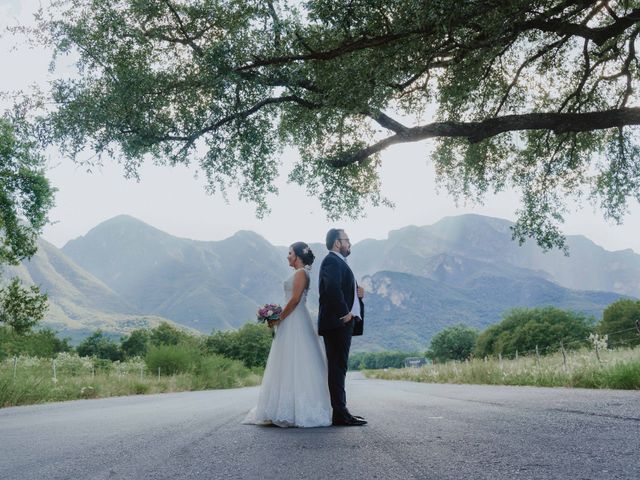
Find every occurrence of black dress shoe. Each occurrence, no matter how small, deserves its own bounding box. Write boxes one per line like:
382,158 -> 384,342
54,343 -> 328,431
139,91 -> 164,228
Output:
332,416 -> 367,426
344,410 -> 365,421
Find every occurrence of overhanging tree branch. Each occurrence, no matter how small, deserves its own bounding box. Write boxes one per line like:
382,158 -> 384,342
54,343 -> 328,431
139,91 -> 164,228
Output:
331,107 -> 640,167
234,29 -> 433,71
525,7 -> 640,45
162,0 -> 204,57
159,94 -> 321,145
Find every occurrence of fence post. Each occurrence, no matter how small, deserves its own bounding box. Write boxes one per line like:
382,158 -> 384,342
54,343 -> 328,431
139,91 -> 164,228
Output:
52,359 -> 57,382
535,345 -> 540,367
635,320 -> 640,335
498,353 -> 503,368
594,340 -> 601,363
140,365 -> 144,381
560,341 -> 567,371
13,356 -> 17,380
158,367 -> 161,380
515,350 -> 518,360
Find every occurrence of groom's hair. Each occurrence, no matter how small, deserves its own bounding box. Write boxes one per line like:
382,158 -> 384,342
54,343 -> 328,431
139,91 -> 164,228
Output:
326,229 -> 343,250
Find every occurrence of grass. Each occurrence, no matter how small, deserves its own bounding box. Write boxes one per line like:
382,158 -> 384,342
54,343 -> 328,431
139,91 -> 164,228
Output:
0,353 -> 262,408
364,346 -> 640,390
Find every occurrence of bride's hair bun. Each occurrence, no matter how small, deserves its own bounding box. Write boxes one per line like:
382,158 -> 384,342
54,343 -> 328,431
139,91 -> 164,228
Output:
291,242 -> 315,266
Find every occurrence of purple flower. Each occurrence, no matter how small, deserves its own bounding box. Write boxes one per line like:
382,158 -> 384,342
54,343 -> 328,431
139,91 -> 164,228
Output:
256,303 -> 282,323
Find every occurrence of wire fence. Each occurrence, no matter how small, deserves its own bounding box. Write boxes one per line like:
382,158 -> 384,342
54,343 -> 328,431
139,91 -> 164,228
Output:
469,325 -> 640,367
2,354 -> 150,383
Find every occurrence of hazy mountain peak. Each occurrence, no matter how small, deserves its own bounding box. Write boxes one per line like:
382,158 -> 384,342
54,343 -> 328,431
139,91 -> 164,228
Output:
429,214 -> 514,240
18,212 -> 638,349
386,224 -> 423,239
228,230 -> 270,244
434,213 -> 513,226
91,214 -> 157,231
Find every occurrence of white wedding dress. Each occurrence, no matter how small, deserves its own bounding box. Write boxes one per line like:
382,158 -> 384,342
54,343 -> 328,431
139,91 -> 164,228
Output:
243,268 -> 332,427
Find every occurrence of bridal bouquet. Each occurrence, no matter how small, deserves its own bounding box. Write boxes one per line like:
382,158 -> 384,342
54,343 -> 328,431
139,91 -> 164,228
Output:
257,304 -> 282,324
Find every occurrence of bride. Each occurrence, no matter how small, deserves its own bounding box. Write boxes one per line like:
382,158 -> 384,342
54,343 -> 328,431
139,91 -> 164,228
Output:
243,242 -> 332,427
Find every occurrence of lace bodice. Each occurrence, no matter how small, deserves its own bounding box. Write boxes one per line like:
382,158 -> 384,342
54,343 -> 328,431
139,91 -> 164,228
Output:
284,268 -> 310,304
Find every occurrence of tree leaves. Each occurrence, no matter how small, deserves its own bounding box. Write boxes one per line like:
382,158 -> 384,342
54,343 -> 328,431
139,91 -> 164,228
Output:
28,0 -> 640,249
0,279 -> 48,335
0,117 -> 55,334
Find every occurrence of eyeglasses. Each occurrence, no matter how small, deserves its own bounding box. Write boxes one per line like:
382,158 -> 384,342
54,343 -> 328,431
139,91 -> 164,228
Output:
337,237 -> 350,243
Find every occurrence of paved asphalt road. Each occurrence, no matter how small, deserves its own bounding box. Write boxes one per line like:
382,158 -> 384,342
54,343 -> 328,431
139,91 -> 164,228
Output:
1,373 -> 638,480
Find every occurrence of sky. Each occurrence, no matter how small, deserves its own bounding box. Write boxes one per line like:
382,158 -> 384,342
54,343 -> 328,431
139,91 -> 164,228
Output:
2,0 -> 639,253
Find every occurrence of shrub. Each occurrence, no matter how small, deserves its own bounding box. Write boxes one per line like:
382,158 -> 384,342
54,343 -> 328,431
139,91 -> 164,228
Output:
194,354 -> 250,389
145,344 -> 200,375
132,382 -> 150,395
55,352 -> 92,376
0,326 -> 71,360
349,351 -> 420,370
427,324 -> 479,362
120,329 -> 150,358
475,307 -> 594,357
598,299 -> 640,348
150,322 -> 192,347
77,330 -> 122,361
205,323 -> 273,368
92,358 -> 114,373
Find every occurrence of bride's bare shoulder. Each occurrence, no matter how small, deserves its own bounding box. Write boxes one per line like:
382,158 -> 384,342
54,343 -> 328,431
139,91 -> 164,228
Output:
293,268 -> 310,287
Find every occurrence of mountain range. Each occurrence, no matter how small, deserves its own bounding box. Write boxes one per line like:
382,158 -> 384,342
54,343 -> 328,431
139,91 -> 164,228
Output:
4,214 -> 637,350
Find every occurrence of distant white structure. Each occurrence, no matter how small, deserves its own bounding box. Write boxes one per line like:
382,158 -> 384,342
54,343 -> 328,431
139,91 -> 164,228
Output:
404,357 -> 429,368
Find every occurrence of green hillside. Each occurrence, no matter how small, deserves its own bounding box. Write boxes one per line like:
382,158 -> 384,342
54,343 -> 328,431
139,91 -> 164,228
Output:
6,213 -> 632,348
3,239 -> 188,342
357,271 -> 623,351
62,216 -> 289,332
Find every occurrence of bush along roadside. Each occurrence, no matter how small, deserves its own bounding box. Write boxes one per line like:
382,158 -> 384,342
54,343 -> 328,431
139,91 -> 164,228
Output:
0,351 -> 262,408
365,345 -> 640,390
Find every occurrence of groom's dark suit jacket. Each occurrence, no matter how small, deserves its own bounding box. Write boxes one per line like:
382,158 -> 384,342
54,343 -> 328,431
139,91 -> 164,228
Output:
318,252 -> 364,336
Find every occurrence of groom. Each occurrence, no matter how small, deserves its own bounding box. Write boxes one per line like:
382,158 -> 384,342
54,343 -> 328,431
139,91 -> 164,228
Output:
318,229 -> 367,426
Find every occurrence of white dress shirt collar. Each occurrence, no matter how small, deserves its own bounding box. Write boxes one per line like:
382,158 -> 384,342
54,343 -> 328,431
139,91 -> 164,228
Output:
330,250 -> 347,262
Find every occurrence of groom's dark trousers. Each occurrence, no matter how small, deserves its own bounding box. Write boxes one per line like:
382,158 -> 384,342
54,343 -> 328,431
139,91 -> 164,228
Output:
322,321 -> 354,419
318,252 -> 360,420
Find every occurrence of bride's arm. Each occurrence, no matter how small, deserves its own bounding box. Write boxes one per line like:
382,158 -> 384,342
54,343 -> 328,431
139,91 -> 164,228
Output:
277,270 -> 308,323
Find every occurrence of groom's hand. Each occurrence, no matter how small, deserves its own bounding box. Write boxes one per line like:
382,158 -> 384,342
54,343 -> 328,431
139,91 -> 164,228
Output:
357,286 -> 364,299
341,313 -> 353,324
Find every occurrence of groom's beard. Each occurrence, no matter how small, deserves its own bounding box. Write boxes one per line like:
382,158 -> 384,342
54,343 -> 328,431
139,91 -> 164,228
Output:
340,246 -> 351,257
